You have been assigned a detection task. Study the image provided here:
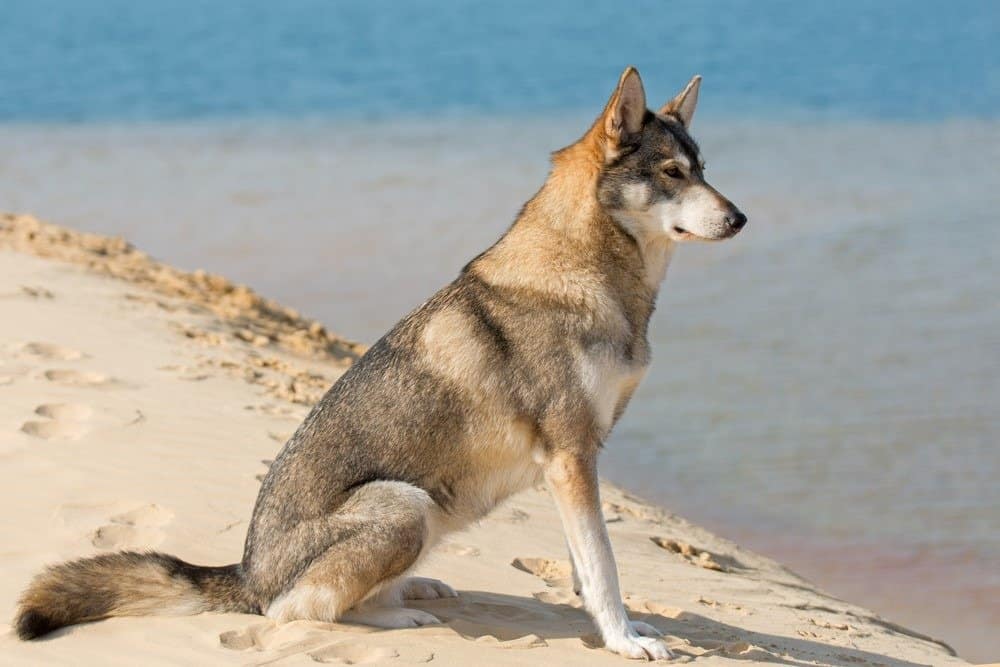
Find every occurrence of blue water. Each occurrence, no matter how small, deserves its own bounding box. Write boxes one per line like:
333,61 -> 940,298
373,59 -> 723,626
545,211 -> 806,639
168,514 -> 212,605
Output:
1,0 -> 998,123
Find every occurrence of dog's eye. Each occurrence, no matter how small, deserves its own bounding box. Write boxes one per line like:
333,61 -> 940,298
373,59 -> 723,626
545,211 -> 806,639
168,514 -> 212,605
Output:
663,165 -> 684,179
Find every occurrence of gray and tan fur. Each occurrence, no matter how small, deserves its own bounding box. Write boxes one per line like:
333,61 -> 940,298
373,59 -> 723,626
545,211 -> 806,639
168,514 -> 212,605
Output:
15,67 -> 746,660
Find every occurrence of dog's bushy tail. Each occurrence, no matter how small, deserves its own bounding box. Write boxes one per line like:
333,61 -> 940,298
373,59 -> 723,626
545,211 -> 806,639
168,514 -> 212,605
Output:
15,551 -> 258,640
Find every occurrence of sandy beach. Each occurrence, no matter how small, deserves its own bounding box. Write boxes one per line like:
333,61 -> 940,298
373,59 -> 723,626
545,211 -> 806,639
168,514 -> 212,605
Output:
0,213 -> 971,666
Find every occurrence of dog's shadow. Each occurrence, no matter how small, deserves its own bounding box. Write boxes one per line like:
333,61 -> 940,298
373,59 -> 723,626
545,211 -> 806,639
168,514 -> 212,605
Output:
411,589 -> 950,666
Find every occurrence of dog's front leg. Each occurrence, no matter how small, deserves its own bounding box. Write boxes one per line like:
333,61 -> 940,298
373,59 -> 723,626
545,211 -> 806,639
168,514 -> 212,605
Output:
545,451 -> 672,661
565,537 -> 583,596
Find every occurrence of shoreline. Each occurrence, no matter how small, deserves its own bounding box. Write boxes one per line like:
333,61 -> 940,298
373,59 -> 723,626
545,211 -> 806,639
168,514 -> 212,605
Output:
0,213 -> 970,665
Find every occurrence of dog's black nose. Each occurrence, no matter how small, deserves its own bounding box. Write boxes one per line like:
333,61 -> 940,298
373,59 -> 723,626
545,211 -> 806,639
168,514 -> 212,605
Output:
727,211 -> 747,231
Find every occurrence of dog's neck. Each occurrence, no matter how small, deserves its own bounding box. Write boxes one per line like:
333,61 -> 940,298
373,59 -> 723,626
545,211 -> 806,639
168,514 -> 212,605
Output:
544,135 -> 678,292
609,211 -> 677,290
470,135 -> 670,336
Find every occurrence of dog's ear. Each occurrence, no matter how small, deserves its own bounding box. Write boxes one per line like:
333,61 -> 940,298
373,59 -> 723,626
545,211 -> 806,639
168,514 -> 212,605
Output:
599,66 -> 646,160
659,75 -> 701,128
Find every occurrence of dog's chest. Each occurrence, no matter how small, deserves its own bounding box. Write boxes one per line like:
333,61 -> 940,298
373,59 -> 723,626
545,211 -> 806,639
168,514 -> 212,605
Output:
577,344 -> 648,435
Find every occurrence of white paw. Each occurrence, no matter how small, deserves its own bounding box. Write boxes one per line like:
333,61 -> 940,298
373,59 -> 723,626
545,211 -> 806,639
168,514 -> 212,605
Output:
382,607 -> 441,628
604,633 -> 673,661
400,576 -> 458,600
630,620 -> 663,637
342,606 -> 442,629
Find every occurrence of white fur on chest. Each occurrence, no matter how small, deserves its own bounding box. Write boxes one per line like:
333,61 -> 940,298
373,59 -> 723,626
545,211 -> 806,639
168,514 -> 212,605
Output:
577,345 -> 647,435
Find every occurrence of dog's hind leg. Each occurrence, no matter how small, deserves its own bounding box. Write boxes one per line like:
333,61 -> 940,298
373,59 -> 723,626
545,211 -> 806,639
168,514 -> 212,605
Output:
396,576 -> 458,600
265,481 -> 446,627
338,575 -> 456,628
363,574 -> 457,606
337,573 -> 456,628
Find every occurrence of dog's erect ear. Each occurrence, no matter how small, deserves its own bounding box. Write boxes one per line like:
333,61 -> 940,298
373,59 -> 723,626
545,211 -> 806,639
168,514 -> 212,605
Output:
659,75 -> 701,128
600,67 -> 646,159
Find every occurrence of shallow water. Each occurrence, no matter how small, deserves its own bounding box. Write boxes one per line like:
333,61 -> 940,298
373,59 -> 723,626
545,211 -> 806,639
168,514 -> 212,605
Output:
2,118 -> 997,659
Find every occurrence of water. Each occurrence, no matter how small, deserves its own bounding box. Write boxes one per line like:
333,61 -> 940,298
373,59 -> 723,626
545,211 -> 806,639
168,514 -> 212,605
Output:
3,0 -> 998,122
1,1 -> 998,660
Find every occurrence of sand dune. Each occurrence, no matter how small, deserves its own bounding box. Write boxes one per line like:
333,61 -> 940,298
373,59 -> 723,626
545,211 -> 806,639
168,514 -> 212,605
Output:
0,213 -> 968,665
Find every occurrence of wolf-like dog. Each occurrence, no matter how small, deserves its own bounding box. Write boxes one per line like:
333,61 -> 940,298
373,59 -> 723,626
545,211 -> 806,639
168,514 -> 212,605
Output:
15,67 -> 746,660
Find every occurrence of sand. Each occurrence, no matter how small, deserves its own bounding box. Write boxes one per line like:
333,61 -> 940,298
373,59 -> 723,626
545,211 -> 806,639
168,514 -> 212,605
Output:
0,213 -> 970,665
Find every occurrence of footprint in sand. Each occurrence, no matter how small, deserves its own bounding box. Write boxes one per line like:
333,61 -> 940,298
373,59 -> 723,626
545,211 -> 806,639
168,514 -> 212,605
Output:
158,363 -> 212,381
680,639 -> 783,662
448,618 -> 550,651
20,403 -> 93,441
510,557 -> 574,588
220,621 -> 330,652
506,508 -> 530,523
0,343 -> 81,385
18,285 -> 55,300
650,537 -> 740,573
438,542 -> 480,558
17,341 -> 86,361
91,504 -> 174,549
463,632 -> 547,650
20,419 -> 89,441
245,402 -> 302,420
43,368 -> 120,388
35,403 -> 93,420
0,364 -> 32,387
309,642 -> 404,664
623,596 -> 686,620
602,500 -> 663,523
697,596 -> 752,616
220,622 -> 434,664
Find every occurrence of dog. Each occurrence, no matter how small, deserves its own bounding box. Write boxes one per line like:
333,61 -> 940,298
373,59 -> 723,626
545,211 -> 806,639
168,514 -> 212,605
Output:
15,67 -> 746,660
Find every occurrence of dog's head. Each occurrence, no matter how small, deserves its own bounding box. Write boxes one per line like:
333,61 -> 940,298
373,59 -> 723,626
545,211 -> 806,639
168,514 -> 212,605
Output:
595,67 -> 746,242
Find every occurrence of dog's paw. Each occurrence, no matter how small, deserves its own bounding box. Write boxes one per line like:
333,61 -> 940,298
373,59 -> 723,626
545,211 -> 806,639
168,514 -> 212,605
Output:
630,620 -> 663,637
379,607 -> 442,628
604,633 -> 673,661
400,576 -> 458,600
341,606 -> 442,629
